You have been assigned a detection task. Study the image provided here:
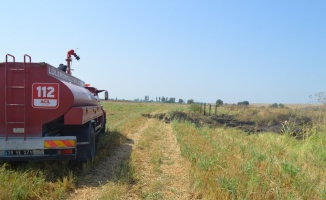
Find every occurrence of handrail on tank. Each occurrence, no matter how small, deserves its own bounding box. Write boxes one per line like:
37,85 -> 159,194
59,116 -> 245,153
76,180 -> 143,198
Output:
6,54 -> 15,63
24,54 -> 31,63
23,54 -> 30,140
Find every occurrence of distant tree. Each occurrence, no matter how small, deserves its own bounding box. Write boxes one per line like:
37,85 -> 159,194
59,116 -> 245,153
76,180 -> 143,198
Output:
178,99 -> 184,104
270,103 -> 278,108
278,103 -> 285,108
168,98 -> 176,103
161,96 -> 165,102
270,103 -> 285,108
238,101 -> 249,106
187,99 -> 194,104
216,99 -> 223,107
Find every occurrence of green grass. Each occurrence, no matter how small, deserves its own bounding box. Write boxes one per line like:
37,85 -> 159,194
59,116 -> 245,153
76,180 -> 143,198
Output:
0,162 -> 75,199
173,119 -> 326,199
102,102 -> 326,199
101,102 -> 326,199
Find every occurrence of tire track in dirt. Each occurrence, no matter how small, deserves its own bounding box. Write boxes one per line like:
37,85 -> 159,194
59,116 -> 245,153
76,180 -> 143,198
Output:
126,121 -> 192,199
69,115 -> 192,199
158,123 -> 192,199
68,119 -> 150,200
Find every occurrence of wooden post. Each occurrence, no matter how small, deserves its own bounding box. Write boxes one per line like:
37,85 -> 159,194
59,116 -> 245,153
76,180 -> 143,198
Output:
209,104 -> 211,115
204,104 -> 206,116
215,104 -> 217,116
200,103 -> 203,114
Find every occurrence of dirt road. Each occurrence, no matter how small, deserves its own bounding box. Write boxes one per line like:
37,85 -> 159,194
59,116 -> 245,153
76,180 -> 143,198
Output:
69,117 -> 192,199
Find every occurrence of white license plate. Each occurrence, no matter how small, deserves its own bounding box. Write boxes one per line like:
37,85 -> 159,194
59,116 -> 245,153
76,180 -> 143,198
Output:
5,150 -> 34,156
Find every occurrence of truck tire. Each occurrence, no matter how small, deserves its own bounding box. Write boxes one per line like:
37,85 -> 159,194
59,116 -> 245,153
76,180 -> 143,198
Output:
62,122 -> 96,162
89,126 -> 96,160
101,120 -> 106,134
99,115 -> 106,134
76,122 -> 95,162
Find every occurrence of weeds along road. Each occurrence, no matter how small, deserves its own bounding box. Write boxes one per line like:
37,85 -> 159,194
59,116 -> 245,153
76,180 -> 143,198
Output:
69,102 -> 192,199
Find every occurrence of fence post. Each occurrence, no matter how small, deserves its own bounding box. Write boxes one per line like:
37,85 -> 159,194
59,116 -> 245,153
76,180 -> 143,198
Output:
209,104 -> 211,115
200,103 -> 203,114
204,104 -> 206,116
215,104 -> 217,116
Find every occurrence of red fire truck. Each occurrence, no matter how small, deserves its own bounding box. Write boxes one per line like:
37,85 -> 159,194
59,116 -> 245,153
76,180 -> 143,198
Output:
0,50 -> 106,161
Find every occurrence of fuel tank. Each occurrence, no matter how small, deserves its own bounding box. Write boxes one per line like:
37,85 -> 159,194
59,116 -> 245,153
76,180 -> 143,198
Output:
0,62 -> 98,137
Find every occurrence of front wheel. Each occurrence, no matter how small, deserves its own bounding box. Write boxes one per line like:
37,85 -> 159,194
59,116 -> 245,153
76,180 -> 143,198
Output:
101,116 -> 107,134
88,126 -> 95,161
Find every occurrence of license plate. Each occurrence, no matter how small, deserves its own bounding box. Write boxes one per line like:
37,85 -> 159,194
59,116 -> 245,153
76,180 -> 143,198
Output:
5,150 -> 34,156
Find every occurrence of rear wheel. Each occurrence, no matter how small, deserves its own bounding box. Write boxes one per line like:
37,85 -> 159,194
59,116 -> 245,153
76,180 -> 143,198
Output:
63,122 -> 95,162
77,122 -> 95,162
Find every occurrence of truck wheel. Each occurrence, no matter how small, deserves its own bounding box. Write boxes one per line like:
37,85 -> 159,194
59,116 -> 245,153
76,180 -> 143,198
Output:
62,122 -> 96,162
100,116 -> 106,134
101,121 -> 106,134
76,122 -> 95,162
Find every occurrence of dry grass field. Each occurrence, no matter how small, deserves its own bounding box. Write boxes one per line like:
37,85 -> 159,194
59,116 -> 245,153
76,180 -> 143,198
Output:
0,101 -> 325,199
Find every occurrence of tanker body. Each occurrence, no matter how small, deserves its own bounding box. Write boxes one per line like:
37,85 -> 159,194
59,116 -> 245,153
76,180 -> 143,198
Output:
0,51 -> 106,161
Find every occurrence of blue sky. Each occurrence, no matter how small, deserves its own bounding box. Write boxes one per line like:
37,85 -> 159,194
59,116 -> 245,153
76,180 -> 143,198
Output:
1,1 -> 325,104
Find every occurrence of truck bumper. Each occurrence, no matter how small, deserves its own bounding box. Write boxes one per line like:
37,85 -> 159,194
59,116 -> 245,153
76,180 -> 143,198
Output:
0,136 -> 77,161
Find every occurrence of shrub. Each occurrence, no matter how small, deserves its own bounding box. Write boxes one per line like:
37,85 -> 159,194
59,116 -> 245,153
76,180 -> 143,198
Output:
189,103 -> 201,112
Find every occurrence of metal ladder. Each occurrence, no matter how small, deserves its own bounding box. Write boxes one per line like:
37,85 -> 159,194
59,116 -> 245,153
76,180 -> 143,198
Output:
4,54 -> 31,140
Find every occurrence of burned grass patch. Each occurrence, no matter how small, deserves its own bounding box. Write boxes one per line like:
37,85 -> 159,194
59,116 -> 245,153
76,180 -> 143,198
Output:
142,111 -> 312,138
